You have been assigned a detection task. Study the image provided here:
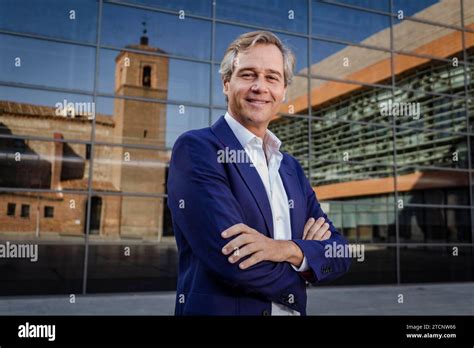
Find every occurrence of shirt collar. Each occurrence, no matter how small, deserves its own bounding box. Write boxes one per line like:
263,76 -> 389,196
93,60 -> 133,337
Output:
224,112 -> 282,153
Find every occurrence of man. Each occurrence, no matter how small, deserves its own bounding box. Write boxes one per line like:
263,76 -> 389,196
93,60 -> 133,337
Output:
167,31 -> 351,316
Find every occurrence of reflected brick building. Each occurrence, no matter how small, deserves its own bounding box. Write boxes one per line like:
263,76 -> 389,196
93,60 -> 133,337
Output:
0,33 -> 169,241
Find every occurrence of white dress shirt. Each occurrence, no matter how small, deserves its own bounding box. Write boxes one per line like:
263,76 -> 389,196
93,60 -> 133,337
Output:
224,112 -> 309,316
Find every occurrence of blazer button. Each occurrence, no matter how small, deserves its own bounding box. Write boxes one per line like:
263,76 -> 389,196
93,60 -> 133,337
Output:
262,310 -> 270,316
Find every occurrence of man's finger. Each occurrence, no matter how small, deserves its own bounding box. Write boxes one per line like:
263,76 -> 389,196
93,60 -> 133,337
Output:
303,218 -> 315,239
239,251 -> 265,269
227,243 -> 260,264
321,230 -> 332,241
221,223 -> 250,239
306,217 -> 325,240
314,223 -> 330,240
222,233 -> 253,255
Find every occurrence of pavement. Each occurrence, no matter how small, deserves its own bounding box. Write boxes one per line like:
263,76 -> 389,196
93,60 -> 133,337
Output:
0,282 -> 472,315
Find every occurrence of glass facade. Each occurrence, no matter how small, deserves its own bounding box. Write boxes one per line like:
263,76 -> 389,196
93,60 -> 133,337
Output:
0,0 -> 472,296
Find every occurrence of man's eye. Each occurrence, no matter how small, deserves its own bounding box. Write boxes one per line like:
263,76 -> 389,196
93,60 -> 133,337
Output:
241,73 -> 254,78
268,76 -> 278,81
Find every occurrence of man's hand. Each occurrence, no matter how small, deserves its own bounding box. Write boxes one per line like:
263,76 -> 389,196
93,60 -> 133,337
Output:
303,217 -> 331,241
221,223 -> 303,269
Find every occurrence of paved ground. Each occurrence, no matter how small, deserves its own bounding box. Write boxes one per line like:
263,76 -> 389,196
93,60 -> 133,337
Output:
0,282 -> 472,315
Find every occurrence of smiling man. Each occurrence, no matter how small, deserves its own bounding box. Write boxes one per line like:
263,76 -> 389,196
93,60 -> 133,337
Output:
167,31 -> 351,316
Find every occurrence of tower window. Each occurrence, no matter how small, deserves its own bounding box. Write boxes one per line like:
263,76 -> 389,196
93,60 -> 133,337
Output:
142,66 -> 152,87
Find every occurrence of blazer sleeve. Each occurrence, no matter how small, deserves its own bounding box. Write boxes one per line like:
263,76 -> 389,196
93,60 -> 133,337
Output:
167,132 -> 305,310
290,158 -> 352,284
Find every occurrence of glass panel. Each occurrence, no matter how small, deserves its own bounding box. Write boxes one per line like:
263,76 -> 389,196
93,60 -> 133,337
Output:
112,0 -> 212,17
101,3 -> 211,60
326,201 -> 396,243
395,130 -> 468,169
310,161 -> 395,200
399,207 -> 471,243
308,80 -> 393,126
98,49 -> 210,105
325,0 -> 390,12
313,1 -> 391,48
217,0 -> 308,34
269,115 -> 310,174
0,87 -> 94,141
94,97 -> 209,149
397,168 -> 470,205
310,120 -> 394,164
328,245 -> 397,285
311,40 -> 392,85
86,242 -> 178,293
0,137 -> 90,191
391,89 -> 467,133
0,0 -> 98,44
393,0 -> 461,27
394,54 -> 466,97
0,191 -> 86,295
393,19 -> 462,60
0,35 -> 95,92
400,246 -> 473,283
92,145 -> 168,195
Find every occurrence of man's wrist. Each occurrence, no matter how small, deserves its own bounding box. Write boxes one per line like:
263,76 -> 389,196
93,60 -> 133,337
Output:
280,240 -> 304,267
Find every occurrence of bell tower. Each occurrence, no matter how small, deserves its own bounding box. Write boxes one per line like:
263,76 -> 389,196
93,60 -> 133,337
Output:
113,23 -> 169,240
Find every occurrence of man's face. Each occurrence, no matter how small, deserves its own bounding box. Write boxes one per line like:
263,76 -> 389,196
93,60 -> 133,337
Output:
223,44 -> 287,130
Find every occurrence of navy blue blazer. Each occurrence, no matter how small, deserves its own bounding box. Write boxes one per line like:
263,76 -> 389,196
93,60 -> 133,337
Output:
167,116 -> 351,315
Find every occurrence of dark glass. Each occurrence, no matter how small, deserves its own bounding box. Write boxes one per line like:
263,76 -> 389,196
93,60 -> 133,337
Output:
0,0 -> 98,43
400,246 -> 473,283
101,3 -> 211,60
0,35 -> 95,92
313,1 -> 391,48
86,242 -> 178,293
217,0 -> 308,34
398,206 -> 471,243
320,245 -> 397,285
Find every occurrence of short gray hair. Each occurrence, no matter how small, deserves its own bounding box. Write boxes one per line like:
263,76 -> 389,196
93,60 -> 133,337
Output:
219,31 -> 296,87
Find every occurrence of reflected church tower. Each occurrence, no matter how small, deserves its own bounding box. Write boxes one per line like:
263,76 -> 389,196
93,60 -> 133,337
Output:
113,23 -> 169,240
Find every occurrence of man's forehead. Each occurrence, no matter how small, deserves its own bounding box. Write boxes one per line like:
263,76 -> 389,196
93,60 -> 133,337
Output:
234,46 -> 284,73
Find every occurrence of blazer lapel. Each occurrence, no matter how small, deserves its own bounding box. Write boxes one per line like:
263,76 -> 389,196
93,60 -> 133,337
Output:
279,155 -> 303,240
211,116 -> 274,238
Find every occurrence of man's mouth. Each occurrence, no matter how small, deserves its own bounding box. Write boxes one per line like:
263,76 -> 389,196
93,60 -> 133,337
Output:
245,98 -> 270,105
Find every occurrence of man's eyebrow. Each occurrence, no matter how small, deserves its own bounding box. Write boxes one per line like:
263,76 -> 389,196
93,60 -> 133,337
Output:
236,67 -> 282,77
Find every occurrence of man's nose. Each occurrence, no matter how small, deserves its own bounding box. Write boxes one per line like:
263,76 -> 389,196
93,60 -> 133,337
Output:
251,75 -> 268,93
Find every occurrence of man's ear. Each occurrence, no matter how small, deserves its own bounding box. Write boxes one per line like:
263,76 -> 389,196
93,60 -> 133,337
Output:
223,79 -> 229,97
